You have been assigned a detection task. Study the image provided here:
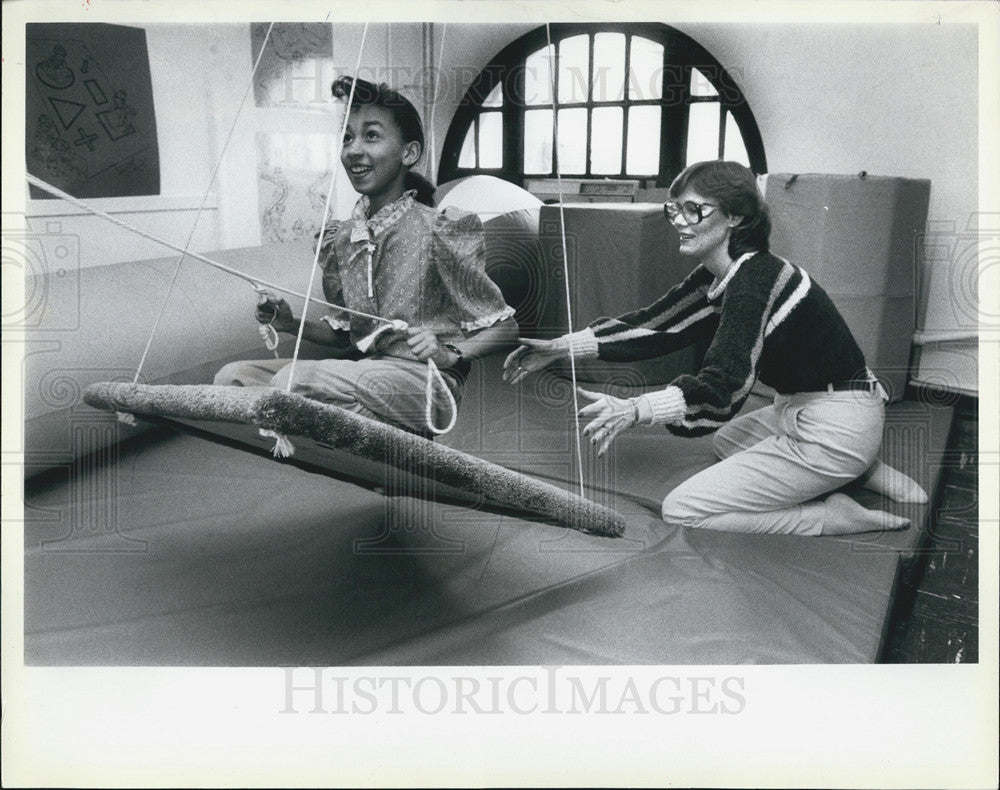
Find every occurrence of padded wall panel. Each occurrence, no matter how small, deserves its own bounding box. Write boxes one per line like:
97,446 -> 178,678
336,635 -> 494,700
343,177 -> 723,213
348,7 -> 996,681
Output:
763,173 -> 931,400
23,241 -> 328,471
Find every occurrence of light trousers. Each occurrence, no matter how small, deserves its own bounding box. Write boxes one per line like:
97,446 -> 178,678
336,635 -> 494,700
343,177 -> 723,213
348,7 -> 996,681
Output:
660,389 -> 886,535
214,357 -> 461,435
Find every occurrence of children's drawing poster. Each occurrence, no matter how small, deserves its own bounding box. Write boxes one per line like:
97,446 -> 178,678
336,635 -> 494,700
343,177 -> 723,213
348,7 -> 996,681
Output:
26,23 -> 160,199
252,23 -> 344,242
257,132 -> 338,244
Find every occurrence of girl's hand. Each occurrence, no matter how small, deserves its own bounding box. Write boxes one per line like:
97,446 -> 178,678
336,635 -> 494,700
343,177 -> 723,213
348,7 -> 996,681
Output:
256,296 -> 296,334
578,388 -> 639,457
502,337 -> 567,384
406,327 -> 458,368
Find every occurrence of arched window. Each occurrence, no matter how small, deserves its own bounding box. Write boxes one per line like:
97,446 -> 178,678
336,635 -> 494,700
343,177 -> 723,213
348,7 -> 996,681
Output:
440,24 -> 766,188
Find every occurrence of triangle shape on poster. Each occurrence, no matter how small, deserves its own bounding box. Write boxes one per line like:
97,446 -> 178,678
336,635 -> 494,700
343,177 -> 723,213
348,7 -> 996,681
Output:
48,97 -> 86,130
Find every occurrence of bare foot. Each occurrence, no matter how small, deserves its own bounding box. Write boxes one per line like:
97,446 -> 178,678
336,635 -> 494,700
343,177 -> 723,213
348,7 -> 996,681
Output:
821,492 -> 911,535
858,460 -> 928,504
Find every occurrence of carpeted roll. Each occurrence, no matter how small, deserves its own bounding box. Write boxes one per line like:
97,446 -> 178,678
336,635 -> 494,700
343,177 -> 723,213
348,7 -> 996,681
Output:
83,382 -> 625,537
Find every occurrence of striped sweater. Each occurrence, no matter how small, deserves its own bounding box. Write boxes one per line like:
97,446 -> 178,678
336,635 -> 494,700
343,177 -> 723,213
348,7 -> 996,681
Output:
569,251 -> 869,437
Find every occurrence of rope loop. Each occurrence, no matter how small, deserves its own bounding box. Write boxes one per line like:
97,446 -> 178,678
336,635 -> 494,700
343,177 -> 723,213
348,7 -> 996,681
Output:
424,357 -> 458,436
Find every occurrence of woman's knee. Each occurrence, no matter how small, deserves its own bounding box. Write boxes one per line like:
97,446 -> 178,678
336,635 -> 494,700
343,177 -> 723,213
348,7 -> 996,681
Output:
214,360 -> 261,386
660,490 -> 703,528
213,362 -> 240,386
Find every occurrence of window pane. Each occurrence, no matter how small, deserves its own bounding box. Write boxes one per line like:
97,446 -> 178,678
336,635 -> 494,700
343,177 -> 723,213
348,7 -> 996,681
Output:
690,67 -> 719,97
478,112 -> 503,169
686,101 -> 720,164
724,111 -> 750,166
558,35 -> 590,104
626,106 -> 661,174
592,32 -> 625,102
590,107 -> 623,174
524,44 -> 553,106
523,109 -> 553,174
483,82 -> 503,108
457,123 -> 476,168
628,36 -> 663,101
557,107 -> 588,173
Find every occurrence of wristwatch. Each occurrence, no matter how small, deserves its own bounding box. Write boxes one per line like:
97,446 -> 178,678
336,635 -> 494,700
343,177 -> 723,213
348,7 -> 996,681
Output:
441,343 -> 464,368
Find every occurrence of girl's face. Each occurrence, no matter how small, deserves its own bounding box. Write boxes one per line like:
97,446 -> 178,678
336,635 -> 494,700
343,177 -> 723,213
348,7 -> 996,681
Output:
667,187 -> 740,261
341,104 -> 420,213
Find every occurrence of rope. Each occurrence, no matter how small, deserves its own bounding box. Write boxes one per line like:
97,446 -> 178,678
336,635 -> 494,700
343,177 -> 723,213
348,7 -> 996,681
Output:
424,358 -> 458,435
545,23 -> 586,499
24,174 -> 397,329
30,23 -> 460,442
425,23 -> 448,185
282,21 -> 370,393
129,22 -> 275,385
253,285 -> 281,357
278,22 -> 456,438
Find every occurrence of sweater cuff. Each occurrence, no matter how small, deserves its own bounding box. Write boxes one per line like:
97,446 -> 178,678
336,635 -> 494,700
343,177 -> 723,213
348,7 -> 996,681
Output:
635,385 -> 687,425
563,327 -> 600,358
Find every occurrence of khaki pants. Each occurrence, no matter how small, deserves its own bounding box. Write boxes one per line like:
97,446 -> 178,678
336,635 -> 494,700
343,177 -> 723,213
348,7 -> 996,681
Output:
660,389 -> 886,535
214,357 -> 461,435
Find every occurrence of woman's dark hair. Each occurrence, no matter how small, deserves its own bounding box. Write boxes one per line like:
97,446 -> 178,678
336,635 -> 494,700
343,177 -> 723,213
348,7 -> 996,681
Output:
331,75 -> 435,206
669,160 -> 770,258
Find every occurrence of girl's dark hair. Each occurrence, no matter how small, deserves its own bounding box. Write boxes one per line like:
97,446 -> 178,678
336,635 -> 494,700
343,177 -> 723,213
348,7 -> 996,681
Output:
669,160 -> 770,258
332,75 -> 435,206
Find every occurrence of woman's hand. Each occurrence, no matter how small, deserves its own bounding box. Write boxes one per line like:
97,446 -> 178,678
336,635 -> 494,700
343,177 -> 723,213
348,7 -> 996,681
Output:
578,388 -> 639,457
406,327 -> 459,368
502,337 -> 567,384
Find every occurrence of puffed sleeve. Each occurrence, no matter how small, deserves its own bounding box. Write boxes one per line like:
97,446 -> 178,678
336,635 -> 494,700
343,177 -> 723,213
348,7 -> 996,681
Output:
317,221 -> 351,332
432,207 -> 515,332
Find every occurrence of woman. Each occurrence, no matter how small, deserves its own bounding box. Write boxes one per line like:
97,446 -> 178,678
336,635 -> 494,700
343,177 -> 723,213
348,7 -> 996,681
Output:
216,76 -> 516,435
503,160 -> 926,535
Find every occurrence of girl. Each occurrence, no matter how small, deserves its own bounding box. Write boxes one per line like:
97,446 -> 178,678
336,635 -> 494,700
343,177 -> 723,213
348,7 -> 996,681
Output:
503,160 -> 926,536
216,76 -> 517,435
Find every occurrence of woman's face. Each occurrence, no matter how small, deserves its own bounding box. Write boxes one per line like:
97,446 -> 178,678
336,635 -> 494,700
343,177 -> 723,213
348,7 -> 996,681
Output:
667,187 -> 737,260
341,104 -> 419,210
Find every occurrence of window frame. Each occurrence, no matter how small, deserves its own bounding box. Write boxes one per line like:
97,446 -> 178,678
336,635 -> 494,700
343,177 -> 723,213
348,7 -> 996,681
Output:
439,23 -> 767,188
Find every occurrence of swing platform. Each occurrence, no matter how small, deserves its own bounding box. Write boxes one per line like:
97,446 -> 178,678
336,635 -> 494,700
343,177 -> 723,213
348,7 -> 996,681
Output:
83,381 -> 626,537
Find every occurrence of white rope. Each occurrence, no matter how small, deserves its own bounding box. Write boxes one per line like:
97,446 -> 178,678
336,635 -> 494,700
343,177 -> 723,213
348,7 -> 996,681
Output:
24,174 -> 399,329
282,21 -> 370,394
287,22 -> 456,438
253,285 -> 281,357
127,23 -> 276,385
425,23 -> 447,185
424,358 -> 458,436
546,23 -> 586,499
31,23 -> 460,443
422,23 -> 457,435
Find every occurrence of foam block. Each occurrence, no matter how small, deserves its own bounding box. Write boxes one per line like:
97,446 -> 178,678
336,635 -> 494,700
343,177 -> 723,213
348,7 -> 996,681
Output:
763,173 -> 931,400
537,203 -> 705,386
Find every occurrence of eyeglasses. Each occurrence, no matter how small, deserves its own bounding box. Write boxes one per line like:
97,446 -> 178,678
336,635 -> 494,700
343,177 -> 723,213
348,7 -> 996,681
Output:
663,200 -> 719,225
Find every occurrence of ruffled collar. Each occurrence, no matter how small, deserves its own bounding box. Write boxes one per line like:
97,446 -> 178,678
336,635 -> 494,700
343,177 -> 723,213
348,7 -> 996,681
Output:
349,190 -> 417,242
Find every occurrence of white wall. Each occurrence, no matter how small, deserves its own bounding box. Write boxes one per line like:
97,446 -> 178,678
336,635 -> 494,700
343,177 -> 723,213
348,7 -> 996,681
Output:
21,20 -> 982,393
676,22 -> 979,392
425,21 -> 981,393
